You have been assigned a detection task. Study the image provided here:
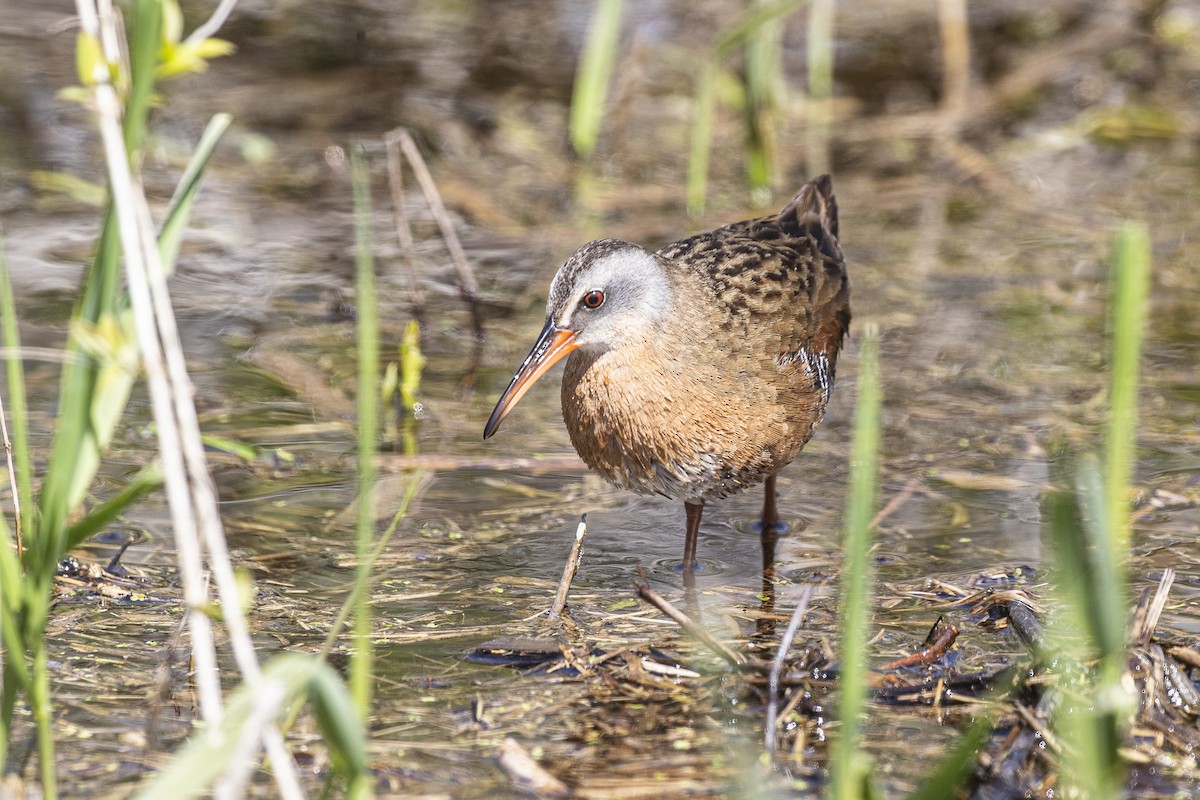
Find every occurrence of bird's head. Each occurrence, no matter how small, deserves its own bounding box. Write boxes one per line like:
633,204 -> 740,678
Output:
484,239 -> 672,438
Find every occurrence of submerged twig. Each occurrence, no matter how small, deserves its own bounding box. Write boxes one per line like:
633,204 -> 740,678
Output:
878,618 -> 959,671
496,738 -> 570,798
375,453 -> 586,474
1131,567 -> 1175,647
549,515 -> 588,620
633,569 -> 744,668
936,0 -> 970,137
765,584 -> 815,757
869,475 -> 921,530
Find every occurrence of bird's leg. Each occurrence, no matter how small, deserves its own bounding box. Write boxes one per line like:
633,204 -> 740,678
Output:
761,473 -> 779,535
682,501 -> 704,587
757,475 -> 780,638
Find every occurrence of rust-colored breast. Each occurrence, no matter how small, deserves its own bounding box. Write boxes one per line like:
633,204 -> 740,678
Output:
560,178 -> 850,503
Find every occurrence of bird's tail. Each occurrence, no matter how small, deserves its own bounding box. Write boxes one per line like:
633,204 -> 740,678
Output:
785,175 -> 850,374
780,174 -> 838,240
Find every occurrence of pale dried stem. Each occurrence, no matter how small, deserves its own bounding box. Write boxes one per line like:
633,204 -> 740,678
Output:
765,584 -> 814,756
937,0 -> 970,138
549,515 -> 588,619
383,131 -> 426,318
77,0 -> 224,728
79,2 -> 302,797
384,127 -> 483,339
0,347 -> 78,365
0,392 -> 22,553
1132,567 -> 1175,647
634,570 -> 745,668
217,680 -> 290,799
184,0 -> 240,46
804,0 -> 834,176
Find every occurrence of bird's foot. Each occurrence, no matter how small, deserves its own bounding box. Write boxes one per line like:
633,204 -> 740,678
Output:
674,558 -> 706,575
749,517 -> 789,536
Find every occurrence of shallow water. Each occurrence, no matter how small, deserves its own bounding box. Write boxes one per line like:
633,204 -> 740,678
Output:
3,0 -> 1200,796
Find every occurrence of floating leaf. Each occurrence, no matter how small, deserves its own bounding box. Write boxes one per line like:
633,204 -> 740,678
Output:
929,469 -> 1032,493
28,170 -> 106,206
1085,105 -> 1180,145
200,433 -> 260,462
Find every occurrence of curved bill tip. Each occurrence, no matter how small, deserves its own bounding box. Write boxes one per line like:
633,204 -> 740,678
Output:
483,323 -> 579,439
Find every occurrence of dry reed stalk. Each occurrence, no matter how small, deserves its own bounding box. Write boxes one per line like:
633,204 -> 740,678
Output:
0,392 -> 21,553
549,515 -> 588,619
77,1 -> 303,796
384,128 -> 483,339
765,584 -> 815,756
383,131 -> 427,321
1131,567 -> 1175,647
937,0 -> 970,135
634,569 -> 745,668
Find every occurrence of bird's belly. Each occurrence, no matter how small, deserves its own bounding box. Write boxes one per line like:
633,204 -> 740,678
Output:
561,354 -> 818,503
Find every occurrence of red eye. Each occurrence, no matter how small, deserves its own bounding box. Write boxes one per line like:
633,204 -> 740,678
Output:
582,289 -> 605,309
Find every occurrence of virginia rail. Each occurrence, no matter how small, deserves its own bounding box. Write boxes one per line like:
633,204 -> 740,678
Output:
484,175 -> 850,578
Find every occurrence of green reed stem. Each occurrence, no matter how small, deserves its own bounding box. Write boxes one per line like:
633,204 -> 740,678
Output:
805,0 -> 833,175
350,147 -> 379,716
686,0 -> 809,215
829,322 -> 881,800
0,230 -> 32,545
1105,222 -> 1149,555
1046,222 -> 1150,800
744,0 -> 784,198
570,0 -> 623,159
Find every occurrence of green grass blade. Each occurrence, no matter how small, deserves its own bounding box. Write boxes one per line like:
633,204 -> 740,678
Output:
714,0 -> 809,59
65,463 -> 163,550
1075,456 -> 1126,671
1044,218 -> 1151,800
829,323 -> 882,800
687,0 -> 808,214
29,639 -> 55,796
158,113 -> 233,273
569,0 -> 624,159
350,146 -> 378,716
0,230 -> 34,538
1046,473 -> 1125,800
125,0 -> 163,156
0,508 -> 31,697
1105,222 -> 1149,554
132,654 -> 369,800
37,218 -> 120,579
805,0 -> 834,175
307,661 -> 371,796
743,1 -> 782,196
200,433 -> 260,462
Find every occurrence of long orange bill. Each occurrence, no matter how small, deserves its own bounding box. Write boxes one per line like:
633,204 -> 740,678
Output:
484,320 -> 580,439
